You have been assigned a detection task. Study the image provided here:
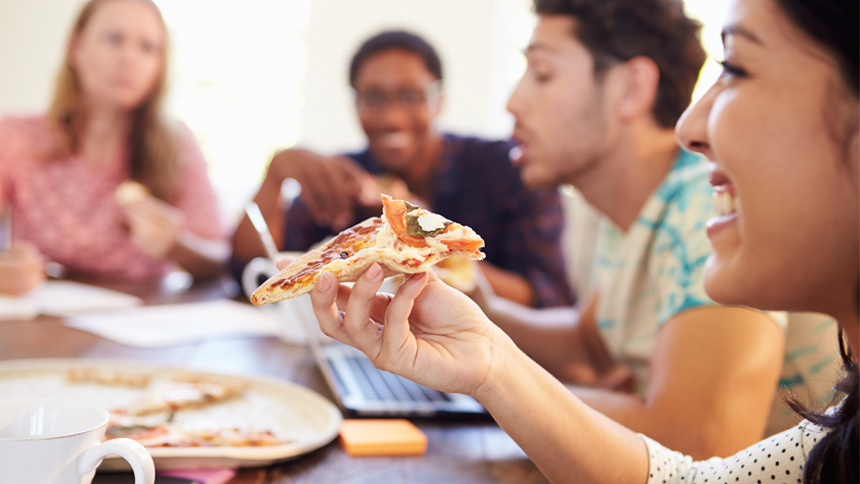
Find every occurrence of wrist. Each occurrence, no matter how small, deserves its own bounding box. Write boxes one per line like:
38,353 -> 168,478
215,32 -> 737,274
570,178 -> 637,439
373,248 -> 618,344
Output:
472,327 -> 527,404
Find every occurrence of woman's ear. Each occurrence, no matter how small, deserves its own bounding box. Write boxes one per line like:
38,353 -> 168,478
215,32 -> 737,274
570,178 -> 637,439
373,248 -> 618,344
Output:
613,56 -> 661,122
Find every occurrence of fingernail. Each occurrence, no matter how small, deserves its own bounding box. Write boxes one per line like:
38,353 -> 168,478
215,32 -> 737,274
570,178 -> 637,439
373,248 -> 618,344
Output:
317,272 -> 332,291
367,263 -> 382,279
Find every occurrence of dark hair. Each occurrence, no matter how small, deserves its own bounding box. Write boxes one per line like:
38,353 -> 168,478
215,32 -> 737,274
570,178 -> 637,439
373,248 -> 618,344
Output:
776,0 -> 859,97
348,30 -> 443,87
533,0 -> 706,128
777,2 -> 860,482
786,331 -> 858,484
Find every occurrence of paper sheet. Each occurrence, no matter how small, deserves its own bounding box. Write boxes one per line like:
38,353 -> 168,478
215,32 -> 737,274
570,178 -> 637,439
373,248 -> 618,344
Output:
64,299 -> 283,348
0,280 -> 143,321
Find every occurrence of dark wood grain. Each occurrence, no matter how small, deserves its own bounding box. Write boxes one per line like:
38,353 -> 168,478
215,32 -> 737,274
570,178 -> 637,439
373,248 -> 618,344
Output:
0,275 -> 547,484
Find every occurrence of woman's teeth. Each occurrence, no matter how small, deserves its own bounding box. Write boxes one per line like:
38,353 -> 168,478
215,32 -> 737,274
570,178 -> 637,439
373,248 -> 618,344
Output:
713,186 -> 736,216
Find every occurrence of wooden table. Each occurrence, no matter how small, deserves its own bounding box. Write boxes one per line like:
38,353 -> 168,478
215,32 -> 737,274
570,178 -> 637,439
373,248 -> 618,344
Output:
0,276 -> 547,484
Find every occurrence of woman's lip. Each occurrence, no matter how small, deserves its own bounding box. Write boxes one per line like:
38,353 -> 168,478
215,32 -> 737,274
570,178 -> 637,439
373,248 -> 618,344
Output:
706,211 -> 738,240
708,163 -> 730,186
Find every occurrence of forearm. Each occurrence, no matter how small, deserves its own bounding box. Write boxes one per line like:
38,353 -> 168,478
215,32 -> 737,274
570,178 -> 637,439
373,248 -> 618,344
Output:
484,297 -> 591,376
480,262 -> 535,306
170,231 -> 229,280
231,176 -> 284,264
476,332 -> 649,484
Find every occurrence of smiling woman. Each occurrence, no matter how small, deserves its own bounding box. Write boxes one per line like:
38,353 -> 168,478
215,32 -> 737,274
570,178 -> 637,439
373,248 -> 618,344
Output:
307,0 -> 858,482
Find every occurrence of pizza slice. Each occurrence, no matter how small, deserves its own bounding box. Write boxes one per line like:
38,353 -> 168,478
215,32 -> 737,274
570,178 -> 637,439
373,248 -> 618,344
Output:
250,195 -> 485,305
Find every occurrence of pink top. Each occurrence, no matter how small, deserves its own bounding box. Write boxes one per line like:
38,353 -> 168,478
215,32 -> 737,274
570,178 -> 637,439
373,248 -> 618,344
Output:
0,115 -> 223,281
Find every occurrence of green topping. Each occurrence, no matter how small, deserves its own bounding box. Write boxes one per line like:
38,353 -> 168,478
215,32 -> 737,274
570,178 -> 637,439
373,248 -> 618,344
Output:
406,212 -> 451,238
404,201 -> 420,213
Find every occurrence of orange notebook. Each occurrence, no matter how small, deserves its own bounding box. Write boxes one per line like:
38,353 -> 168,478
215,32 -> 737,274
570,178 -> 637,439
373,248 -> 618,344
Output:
339,419 -> 428,457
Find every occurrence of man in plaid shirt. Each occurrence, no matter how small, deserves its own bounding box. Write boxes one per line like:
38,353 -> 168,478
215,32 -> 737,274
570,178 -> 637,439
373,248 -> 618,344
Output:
232,30 -> 573,308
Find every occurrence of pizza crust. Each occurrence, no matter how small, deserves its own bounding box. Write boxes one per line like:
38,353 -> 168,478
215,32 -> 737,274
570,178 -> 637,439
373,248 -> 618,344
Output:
250,200 -> 484,306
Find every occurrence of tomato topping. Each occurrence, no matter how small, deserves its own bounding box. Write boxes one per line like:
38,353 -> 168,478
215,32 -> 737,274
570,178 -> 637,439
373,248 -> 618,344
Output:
441,238 -> 483,251
381,195 -> 429,248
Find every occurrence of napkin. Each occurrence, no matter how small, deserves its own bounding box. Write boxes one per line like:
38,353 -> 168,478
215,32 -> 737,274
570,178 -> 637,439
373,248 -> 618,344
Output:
64,299 -> 283,348
0,280 -> 142,321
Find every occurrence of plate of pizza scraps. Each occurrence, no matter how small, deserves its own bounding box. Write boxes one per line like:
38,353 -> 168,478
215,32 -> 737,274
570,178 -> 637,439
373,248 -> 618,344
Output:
0,358 -> 343,470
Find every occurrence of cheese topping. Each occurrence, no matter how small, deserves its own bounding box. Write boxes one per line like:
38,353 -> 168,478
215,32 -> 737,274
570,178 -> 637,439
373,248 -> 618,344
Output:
417,213 -> 447,232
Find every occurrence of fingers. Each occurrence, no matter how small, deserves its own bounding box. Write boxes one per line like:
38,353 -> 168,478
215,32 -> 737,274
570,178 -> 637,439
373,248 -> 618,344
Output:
275,258 -> 295,271
380,272 -> 428,361
309,271 -> 354,346
0,246 -> 46,295
122,198 -> 185,258
342,263 -> 387,354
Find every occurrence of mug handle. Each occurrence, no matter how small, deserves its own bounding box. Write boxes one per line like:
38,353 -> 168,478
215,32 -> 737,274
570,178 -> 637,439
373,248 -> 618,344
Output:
78,437 -> 156,484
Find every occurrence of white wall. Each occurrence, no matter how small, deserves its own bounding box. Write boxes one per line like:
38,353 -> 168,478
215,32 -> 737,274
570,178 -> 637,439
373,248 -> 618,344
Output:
299,0 -> 531,154
0,0 -> 729,221
0,0 -> 87,115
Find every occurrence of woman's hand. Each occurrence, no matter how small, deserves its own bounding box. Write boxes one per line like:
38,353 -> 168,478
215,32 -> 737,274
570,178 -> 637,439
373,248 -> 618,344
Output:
121,196 -> 186,259
0,242 -> 46,296
309,264 -> 501,396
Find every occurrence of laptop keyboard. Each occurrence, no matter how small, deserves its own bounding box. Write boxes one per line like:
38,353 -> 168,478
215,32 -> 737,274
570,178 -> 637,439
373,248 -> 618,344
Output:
346,355 -> 451,403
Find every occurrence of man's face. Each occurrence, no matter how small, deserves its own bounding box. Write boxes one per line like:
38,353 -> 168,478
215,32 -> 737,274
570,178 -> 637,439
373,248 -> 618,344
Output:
507,15 -> 614,189
353,49 -> 441,172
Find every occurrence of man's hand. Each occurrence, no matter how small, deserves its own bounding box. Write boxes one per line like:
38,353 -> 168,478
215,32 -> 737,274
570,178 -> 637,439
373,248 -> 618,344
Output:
121,195 -> 186,259
266,150 -> 379,231
0,242 -> 46,296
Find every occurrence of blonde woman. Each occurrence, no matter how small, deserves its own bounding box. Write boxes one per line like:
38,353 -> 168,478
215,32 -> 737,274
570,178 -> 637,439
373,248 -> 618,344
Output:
0,0 -> 227,295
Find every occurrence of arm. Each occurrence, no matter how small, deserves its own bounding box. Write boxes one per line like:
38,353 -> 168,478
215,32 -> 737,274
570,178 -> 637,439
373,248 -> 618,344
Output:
231,148 -> 377,265
309,267 -> 649,484
480,291 -> 598,381
121,196 -> 228,280
479,261 -> 535,306
571,306 -> 784,459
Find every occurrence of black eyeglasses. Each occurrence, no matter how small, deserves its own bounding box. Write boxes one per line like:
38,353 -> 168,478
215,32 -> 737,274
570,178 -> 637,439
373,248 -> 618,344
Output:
354,81 -> 441,112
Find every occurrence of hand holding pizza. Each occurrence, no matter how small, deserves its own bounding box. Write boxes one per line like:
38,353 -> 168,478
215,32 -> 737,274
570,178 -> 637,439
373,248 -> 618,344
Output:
118,188 -> 187,259
310,264 -> 506,397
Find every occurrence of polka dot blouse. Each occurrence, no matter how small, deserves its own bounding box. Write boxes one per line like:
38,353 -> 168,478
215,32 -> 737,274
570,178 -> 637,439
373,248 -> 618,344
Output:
642,418 -> 830,484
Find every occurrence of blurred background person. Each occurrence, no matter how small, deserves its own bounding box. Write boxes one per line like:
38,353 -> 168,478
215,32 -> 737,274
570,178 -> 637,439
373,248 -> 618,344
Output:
0,0 -> 228,296
232,30 -> 573,308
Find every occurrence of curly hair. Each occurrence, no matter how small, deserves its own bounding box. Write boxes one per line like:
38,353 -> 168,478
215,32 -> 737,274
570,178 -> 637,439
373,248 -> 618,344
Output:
532,0 -> 706,128
349,30 -> 442,87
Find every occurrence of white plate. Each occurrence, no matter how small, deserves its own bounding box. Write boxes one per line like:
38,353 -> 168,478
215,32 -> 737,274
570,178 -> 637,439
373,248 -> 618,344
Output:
0,358 -> 342,470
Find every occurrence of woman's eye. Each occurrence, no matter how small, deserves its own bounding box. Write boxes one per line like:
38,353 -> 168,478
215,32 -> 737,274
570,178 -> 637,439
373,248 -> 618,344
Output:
528,68 -> 552,83
717,59 -> 748,79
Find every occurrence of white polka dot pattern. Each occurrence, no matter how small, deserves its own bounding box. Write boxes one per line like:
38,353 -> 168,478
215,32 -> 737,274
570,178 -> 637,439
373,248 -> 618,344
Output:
642,419 -> 829,484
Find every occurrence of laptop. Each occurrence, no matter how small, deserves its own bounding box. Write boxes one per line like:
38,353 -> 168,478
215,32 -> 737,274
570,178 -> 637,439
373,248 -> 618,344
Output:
245,202 -> 488,419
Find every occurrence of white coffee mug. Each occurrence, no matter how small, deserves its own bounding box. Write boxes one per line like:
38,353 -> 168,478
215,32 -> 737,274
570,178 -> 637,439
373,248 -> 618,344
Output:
242,255 -> 326,345
0,398 -> 155,484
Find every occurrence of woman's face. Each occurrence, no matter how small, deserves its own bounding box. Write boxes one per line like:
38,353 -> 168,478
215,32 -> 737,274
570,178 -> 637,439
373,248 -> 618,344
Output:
72,0 -> 165,112
676,0 -> 859,315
